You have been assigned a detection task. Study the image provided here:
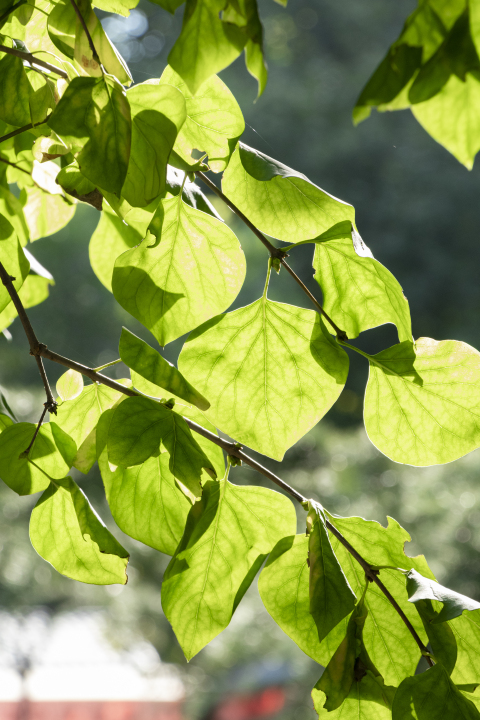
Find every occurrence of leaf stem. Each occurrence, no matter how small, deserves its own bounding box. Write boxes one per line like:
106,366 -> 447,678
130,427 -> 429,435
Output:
338,340 -> 403,377
94,358 -> 122,372
22,404 -> 48,456
69,0 -> 101,66
0,44 -> 69,79
196,170 -> 348,340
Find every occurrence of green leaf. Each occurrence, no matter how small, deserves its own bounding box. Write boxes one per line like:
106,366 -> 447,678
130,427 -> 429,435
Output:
48,75 -> 131,196
56,161 -> 102,207
258,534 -> 349,665
162,470 -> 297,660
148,0 -> 184,13
122,83 -> 186,208
0,54 -> 30,127
450,610 -> 480,684
166,166 -> 223,219
97,406 -> 191,555
30,475 -> 129,585
0,214 -> 29,313
308,500 -> 357,643
0,414 -> 14,433
112,194 -> 246,346
107,395 -> 217,499
364,337 -> 480,466
168,0 -> 246,95
56,369 -> 84,402
160,66 -> 244,172
0,422 -> 71,495
222,143 -> 355,242
413,598 -> 458,675
0,185 -> 29,247
89,204 -> 142,292
412,73 -> 480,169
312,671 -> 394,719
53,382 -> 124,474
120,327 -> 209,411
392,664 -> 480,719
407,569 -> 480,623
223,0 -> 267,97
328,513 -> 433,686
179,297 -> 348,460
23,186 -> 76,242
92,0 -> 139,17
0,273 -> 53,333
310,221 -> 412,342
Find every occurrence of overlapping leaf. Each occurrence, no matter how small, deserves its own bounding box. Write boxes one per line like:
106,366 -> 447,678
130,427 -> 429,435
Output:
0,214 -> 29,313
30,475 -> 129,584
179,298 -> 348,460
313,671 -> 394,719
407,569 -> 480,622
364,337 -> 480,466
162,472 -> 297,660
112,193 -> 246,346
22,185 -> 76,242
222,143 -> 355,243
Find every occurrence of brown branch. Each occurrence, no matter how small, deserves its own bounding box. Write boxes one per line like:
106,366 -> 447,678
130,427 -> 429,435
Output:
0,156 -> 32,177
196,170 -> 348,341
69,0 -> 100,65
0,115 -> 52,145
0,44 -> 68,79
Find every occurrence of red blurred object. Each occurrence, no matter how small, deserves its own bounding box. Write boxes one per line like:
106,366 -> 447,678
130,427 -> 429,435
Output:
0,701 -> 183,720
211,687 -> 286,720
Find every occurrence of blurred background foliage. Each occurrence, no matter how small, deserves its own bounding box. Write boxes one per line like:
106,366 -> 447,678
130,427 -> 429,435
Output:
2,0 -> 480,718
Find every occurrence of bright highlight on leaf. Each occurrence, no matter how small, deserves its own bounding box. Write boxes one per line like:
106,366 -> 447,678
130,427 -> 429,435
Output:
364,337 -> 480,466
407,569 -> 480,622
56,369 -> 84,402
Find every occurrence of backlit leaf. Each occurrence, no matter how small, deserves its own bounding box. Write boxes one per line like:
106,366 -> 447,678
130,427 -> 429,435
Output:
222,143 -> 355,242
0,274 -> 53,333
364,338 -> 480,466
23,186 -> 76,242
313,671 -> 394,719
112,193 -> 246,346
407,569 -> 480,622
0,214 -> 29,313
413,598 -> 458,675
0,414 -> 13,433
0,54 -> 30,127
56,369 -> 84,402
162,470 -> 297,660
30,475 -> 129,584
179,297 -> 348,460
89,204 -> 142,291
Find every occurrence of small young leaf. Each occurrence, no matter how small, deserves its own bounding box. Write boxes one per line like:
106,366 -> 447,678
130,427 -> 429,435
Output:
56,369 -> 84,402
48,75 -> 131,196
30,475 -> 129,585
364,338 -> 480,466
310,221 -> 412,342
179,300 -> 348,461
392,663 -> 480,720
308,501 -> 356,643
407,569 -> 480,622
112,194 -> 246,346
120,328 -> 209,411
122,83 -> 186,208
162,472 -> 297,660
89,204 -> 142,292
160,66 -> 245,172
222,143 -> 355,242
0,422 -> 71,495
0,214 -> 30,313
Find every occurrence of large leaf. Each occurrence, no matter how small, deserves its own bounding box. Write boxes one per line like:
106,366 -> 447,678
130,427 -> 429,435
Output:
120,327 -> 209,411
258,534 -> 349,665
53,382 -> 124,474
122,83 -> 186,208
89,204 -> 142,291
308,500 -> 356,643
0,422 -> 71,495
0,54 -> 30,127
48,75 -> 131,196
407,569 -> 480,622
160,66 -> 244,172
310,221 -> 412,342
364,337 -> 480,466
22,186 -> 76,242
97,406 -> 190,555
30,475 -> 129,585
179,298 -> 348,460
450,610 -> 480,684
168,0 -> 246,95
107,395 -> 217,499
313,671 -> 394,719
161,472 -> 297,660
328,513 -> 433,686
112,194 -> 246,346
392,664 -> 480,720
0,214 -> 29,313
222,143 -> 355,243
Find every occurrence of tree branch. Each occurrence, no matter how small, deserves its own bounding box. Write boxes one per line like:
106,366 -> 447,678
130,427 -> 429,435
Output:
69,0 -> 101,65
0,115 -> 52,146
196,170 -> 348,341
0,0 -> 26,26
0,44 -> 69,79
0,155 -> 32,177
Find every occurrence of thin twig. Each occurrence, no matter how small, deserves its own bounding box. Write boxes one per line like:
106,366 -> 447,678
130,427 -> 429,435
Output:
0,115 -> 52,145
22,405 -> 48,456
0,0 -> 26,25
69,0 -> 100,65
0,156 -> 32,177
1,269 -> 430,662
0,261 -> 57,413
196,171 -> 348,341
0,44 -> 68,79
